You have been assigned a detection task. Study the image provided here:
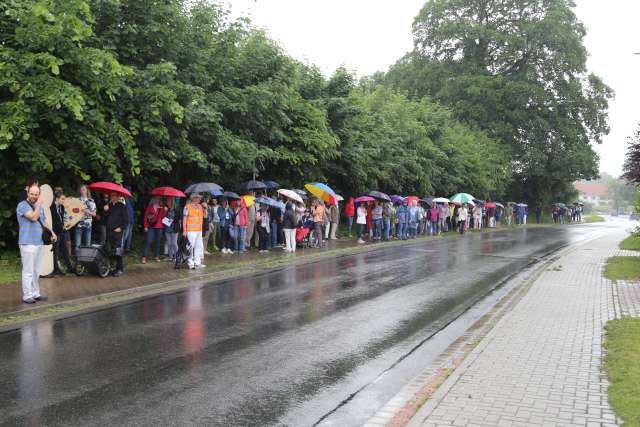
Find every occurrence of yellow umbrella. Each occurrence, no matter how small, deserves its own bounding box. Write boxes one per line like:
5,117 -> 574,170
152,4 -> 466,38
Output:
241,195 -> 255,207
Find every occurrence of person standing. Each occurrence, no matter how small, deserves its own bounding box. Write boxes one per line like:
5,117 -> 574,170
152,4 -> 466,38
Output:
269,199 -> 282,249
75,185 -> 96,248
17,184 -> 56,303
428,204 -> 440,235
457,203 -> 468,234
535,206 -> 542,224
245,198 -> 256,250
505,204 -> 514,226
164,197 -> 180,262
473,204 -> 482,230
204,198 -> 219,254
344,197 -> 355,237
183,193 -> 205,268
103,192 -> 129,276
52,190 -> 73,275
234,199 -> 248,253
356,203 -> 367,244
329,202 -> 340,240
396,201 -> 409,240
382,202 -> 393,241
283,202 -> 297,252
256,204 -> 270,253
408,201 -> 419,238
142,196 -> 167,263
312,200 -> 326,248
123,192 -> 135,252
217,198 -> 234,254
372,201 -> 383,241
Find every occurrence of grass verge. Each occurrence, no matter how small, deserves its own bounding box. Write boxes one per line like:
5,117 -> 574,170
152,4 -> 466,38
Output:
584,214 -> 605,223
603,257 -> 640,281
620,234 -> 640,251
605,318 -> 640,427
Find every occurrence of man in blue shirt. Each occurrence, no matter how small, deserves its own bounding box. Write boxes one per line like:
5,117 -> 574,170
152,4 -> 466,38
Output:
16,184 -> 57,304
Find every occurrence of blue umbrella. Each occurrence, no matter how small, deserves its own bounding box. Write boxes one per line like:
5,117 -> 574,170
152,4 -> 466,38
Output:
256,196 -> 285,210
263,180 -> 280,189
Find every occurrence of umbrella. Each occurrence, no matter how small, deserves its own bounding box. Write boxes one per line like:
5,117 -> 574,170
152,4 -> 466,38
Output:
390,195 -> 404,205
221,191 -> 240,200
433,197 -> 450,203
305,183 -> 338,205
277,189 -> 304,204
450,193 -> 475,205
405,195 -> 420,204
185,182 -> 223,196
335,194 -> 344,202
256,196 -> 285,210
354,196 -> 375,203
150,186 -> 186,198
516,203 -> 528,207
263,180 -> 280,189
368,191 -> 391,202
495,202 -> 505,209
88,182 -> 132,198
239,180 -> 267,193
242,195 -> 255,207
420,198 -> 434,207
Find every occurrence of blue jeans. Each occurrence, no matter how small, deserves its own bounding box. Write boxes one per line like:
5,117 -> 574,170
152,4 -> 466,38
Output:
373,218 -> 383,239
75,226 -> 92,248
235,226 -> 247,252
357,223 -> 366,239
383,218 -> 391,241
409,224 -> 418,238
270,221 -> 279,247
143,228 -> 163,258
397,222 -> 407,239
346,216 -> 353,236
428,221 -> 438,235
123,224 -> 133,251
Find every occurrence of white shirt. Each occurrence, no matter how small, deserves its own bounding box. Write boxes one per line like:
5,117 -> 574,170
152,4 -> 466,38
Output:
356,206 -> 367,225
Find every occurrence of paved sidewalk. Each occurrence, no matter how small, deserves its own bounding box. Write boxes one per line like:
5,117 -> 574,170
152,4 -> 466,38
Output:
405,229 -> 631,427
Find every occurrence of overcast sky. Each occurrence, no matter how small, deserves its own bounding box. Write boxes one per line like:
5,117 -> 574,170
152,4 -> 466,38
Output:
227,0 -> 640,177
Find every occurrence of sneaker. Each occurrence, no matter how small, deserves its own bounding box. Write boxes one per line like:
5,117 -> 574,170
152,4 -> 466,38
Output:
204,251 -> 212,255
141,257 -> 147,264
358,239 -> 365,244
228,250 -> 234,254
112,270 -> 124,277
155,257 -> 161,262
189,265 -> 196,270
23,298 -> 36,304
196,264 -> 206,269
34,296 -> 47,301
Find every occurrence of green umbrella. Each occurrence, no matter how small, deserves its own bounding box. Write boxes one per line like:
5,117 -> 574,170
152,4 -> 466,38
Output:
450,193 -> 475,204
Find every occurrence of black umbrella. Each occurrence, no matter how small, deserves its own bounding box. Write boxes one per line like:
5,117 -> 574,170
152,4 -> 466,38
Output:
184,182 -> 223,196
293,189 -> 308,199
220,191 -> 240,200
368,190 -> 391,202
239,180 -> 267,193
263,180 -> 280,189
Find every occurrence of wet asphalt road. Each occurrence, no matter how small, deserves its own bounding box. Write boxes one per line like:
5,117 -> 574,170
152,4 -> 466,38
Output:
0,224 -> 609,427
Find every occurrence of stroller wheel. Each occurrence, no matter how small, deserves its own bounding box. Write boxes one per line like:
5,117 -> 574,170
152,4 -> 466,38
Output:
74,263 -> 86,276
97,260 -> 111,278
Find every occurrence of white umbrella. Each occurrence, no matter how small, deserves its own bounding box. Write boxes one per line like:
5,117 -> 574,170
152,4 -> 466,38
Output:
277,189 -> 304,204
433,197 -> 450,203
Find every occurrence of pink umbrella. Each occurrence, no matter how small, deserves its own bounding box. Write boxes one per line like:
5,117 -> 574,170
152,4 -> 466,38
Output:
88,182 -> 132,198
355,196 -> 375,203
150,186 -> 186,198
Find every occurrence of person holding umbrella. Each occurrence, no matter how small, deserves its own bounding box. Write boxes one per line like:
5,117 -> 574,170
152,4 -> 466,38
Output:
164,197 -> 181,262
217,198 -> 234,254
344,197 -> 355,237
182,193 -> 206,269
234,199 -> 248,253
103,192 -> 129,276
457,203 -> 468,234
256,203 -> 270,253
312,199 -> 325,248
283,202 -> 297,252
141,196 -> 167,263
329,201 -> 340,240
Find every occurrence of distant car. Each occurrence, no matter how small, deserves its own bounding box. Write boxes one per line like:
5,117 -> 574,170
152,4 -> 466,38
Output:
631,213 -> 639,221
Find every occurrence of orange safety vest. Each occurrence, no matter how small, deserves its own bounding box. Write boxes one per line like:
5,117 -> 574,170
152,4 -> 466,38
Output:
184,203 -> 204,232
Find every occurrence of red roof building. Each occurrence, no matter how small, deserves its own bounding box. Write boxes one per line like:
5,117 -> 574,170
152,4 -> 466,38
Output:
574,182 -> 611,206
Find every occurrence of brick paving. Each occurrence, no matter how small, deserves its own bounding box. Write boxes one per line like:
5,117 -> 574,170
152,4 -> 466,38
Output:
406,229 -> 632,427
610,247 -> 640,318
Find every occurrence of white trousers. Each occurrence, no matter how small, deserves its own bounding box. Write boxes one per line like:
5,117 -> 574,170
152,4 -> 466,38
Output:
20,244 -> 43,300
283,228 -> 296,252
329,222 -> 338,239
186,231 -> 203,267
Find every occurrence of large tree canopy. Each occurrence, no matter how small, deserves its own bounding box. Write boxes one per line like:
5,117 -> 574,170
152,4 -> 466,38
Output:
622,123 -> 640,185
384,0 -> 613,204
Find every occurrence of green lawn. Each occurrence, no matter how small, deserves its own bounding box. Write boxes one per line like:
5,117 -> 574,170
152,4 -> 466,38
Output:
0,253 -> 21,284
620,234 -> 640,251
603,257 -> 640,281
584,214 -> 605,223
605,318 -> 640,427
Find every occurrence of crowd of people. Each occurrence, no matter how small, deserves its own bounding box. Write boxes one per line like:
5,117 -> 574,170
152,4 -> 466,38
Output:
15,178 -> 581,304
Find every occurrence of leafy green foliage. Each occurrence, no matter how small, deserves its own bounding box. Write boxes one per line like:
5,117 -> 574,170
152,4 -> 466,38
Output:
384,0 -> 612,205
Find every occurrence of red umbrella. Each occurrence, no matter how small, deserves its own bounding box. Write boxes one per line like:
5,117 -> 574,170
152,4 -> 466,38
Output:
484,202 -> 497,209
150,186 -> 186,198
405,195 -> 420,204
88,182 -> 132,198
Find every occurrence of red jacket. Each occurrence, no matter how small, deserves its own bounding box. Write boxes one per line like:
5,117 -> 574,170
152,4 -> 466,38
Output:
143,203 -> 167,229
344,198 -> 355,217
236,201 -> 248,227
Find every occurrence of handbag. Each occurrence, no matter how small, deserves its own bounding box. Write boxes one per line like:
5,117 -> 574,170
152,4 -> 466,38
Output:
28,202 -> 53,245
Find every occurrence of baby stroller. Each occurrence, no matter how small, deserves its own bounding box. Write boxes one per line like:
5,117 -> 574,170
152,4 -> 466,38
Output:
174,235 -> 192,270
296,226 -> 311,249
75,244 -> 113,278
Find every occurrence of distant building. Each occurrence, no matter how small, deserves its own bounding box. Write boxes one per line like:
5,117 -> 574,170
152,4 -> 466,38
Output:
574,182 -> 611,207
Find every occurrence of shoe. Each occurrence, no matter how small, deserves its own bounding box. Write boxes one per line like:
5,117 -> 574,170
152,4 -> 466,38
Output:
40,274 -> 55,279
155,257 -> 161,262
204,251 -> 212,255
358,239 -> 365,244
141,257 -> 147,264
112,270 -> 123,277
34,296 -> 47,301
23,298 -> 36,304
228,250 -> 234,254
189,265 -> 196,270
196,264 -> 206,268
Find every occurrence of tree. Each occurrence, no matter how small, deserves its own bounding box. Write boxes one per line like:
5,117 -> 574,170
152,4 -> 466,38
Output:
622,123 -> 640,184
385,0 -> 613,205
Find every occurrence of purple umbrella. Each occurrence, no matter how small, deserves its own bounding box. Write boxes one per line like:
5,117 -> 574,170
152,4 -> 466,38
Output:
390,195 -> 404,205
